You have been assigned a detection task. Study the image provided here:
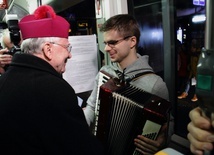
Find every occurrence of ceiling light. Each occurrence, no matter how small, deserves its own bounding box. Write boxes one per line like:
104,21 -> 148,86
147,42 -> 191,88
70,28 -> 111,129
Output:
192,14 -> 206,23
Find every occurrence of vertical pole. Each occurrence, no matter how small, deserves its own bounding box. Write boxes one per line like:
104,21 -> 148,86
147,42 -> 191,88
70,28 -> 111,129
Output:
37,0 -> 42,7
162,0 -> 176,113
205,0 -> 214,50
202,0 -> 214,154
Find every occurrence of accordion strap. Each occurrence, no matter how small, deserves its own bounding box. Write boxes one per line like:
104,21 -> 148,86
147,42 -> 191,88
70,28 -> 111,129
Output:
127,71 -> 154,82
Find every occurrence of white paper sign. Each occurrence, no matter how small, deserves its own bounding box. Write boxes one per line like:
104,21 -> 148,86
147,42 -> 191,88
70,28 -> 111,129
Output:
63,35 -> 98,93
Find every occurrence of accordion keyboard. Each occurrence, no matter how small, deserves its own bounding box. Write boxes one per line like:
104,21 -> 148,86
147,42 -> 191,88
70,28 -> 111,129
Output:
141,120 -> 161,140
98,71 -> 110,87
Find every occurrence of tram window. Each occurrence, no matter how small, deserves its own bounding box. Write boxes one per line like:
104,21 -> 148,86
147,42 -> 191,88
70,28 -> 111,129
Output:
128,0 -> 164,78
128,0 -> 205,151
176,1 -> 205,139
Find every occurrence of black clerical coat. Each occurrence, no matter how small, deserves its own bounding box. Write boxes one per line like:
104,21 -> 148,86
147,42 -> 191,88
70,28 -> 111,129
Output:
0,53 -> 103,155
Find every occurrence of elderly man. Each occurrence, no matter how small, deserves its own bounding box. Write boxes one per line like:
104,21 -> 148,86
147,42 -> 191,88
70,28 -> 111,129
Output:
0,5 -> 103,155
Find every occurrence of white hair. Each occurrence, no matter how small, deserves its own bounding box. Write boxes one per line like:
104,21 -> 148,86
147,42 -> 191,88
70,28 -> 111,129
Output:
21,37 -> 61,54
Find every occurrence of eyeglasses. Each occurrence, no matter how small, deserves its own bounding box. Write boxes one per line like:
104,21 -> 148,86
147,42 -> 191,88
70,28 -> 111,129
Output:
50,42 -> 72,53
103,36 -> 132,48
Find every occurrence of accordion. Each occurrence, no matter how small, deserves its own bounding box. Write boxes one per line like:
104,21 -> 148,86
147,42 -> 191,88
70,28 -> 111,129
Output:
94,71 -> 171,155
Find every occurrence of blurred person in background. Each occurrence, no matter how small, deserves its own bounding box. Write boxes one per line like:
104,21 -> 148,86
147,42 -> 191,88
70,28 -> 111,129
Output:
178,39 -> 201,102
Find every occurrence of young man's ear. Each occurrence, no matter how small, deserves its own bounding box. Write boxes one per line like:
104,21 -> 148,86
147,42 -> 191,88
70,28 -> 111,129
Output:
130,36 -> 137,49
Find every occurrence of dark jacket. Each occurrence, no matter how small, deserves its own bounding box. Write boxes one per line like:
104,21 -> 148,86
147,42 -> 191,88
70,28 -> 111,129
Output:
0,53 -> 103,155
